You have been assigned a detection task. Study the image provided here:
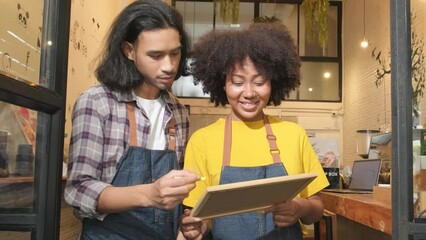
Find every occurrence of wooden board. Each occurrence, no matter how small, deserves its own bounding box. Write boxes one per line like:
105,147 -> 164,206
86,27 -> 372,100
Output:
191,172 -> 318,219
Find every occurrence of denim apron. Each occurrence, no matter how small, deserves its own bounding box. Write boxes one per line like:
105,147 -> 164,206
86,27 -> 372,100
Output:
81,103 -> 181,240
210,114 -> 302,240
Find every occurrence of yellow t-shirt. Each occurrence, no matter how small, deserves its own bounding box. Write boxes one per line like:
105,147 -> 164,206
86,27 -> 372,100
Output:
183,116 -> 329,207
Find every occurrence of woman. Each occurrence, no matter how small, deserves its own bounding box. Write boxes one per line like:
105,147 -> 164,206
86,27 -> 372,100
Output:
179,23 -> 329,240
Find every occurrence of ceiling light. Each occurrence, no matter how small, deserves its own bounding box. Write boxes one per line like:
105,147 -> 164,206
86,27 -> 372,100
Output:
324,71 -> 331,78
361,0 -> 369,48
361,36 -> 369,48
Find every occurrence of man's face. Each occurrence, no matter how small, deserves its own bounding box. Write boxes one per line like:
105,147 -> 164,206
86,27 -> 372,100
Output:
124,28 -> 182,99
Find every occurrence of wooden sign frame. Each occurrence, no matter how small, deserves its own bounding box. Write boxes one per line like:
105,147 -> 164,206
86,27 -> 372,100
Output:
191,172 -> 318,219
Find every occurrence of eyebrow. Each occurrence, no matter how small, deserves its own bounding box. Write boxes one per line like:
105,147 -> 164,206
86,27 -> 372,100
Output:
231,73 -> 263,79
147,46 -> 182,55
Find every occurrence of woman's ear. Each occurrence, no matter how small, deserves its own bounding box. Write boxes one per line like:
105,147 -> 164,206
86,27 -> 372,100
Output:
121,41 -> 134,60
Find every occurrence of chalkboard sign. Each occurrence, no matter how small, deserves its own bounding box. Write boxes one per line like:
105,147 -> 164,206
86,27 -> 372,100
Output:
323,167 -> 340,189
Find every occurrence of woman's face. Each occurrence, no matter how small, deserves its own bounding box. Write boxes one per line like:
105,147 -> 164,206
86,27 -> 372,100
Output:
225,57 -> 271,121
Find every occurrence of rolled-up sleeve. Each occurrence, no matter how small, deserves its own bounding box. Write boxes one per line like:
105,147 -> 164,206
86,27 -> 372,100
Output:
64,88 -> 189,220
64,90 -> 110,220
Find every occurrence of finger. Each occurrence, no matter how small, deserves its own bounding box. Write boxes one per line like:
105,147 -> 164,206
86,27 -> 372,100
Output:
166,177 -> 199,190
183,229 -> 202,240
157,180 -> 196,196
273,214 -> 297,227
181,216 -> 203,225
170,170 -> 200,180
175,183 -> 197,194
268,201 -> 291,212
265,204 -> 282,213
167,184 -> 196,196
183,208 -> 191,216
183,222 -> 202,231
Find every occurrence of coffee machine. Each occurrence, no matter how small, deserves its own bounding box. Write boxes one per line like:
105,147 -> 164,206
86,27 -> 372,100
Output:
356,130 -> 392,159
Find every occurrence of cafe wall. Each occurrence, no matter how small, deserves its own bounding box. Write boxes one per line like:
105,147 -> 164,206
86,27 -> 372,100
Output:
341,0 -> 391,167
342,0 -> 426,169
64,0 -> 344,165
410,1 -> 426,128
63,0 -> 426,173
64,0 -> 133,155
65,1 -> 176,151
0,0 -> 43,83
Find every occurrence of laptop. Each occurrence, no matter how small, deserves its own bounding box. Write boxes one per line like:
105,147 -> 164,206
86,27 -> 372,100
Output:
322,159 -> 382,194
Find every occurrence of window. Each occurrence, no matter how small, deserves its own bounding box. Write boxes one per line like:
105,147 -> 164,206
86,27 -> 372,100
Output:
173,0 -> 342,102
0,1 -> 69,239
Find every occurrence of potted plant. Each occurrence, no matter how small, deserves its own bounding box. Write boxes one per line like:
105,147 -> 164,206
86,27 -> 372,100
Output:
252,16 -> 281,23
421,131 -> 426,156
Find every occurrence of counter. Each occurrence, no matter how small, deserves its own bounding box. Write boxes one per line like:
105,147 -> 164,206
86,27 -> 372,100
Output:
319,191 -> 392,239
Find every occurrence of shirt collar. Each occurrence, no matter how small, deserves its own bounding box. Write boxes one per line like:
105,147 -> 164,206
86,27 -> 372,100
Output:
110,87 -> 175,107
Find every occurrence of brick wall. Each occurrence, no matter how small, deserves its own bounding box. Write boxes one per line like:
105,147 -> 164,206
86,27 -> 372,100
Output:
341,0 -> 391,168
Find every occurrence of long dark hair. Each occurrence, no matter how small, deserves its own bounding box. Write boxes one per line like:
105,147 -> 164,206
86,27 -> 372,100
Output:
95,0 -> 190,92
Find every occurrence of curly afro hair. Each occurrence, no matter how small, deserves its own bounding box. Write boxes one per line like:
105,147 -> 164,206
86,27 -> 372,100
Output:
191,22 -> 301,106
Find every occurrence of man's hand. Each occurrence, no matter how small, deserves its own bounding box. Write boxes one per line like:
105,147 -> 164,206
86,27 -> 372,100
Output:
147,170 -> 200,210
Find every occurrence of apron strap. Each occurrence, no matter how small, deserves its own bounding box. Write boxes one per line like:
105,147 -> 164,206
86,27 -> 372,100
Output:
222,114 -> 282,167
167,118 -> 176,151
222,115 -> 232,166
263,115 -> 281,164
126,102 -> 176,151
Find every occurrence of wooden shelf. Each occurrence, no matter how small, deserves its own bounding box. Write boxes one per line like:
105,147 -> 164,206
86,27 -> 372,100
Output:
0,175 -> 34,183
0,176 -> 66,184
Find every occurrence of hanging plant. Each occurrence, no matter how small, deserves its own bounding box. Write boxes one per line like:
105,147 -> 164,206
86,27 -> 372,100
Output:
215,0 -> 239,24
252,16 -> 281,23
301,0 -> 329,49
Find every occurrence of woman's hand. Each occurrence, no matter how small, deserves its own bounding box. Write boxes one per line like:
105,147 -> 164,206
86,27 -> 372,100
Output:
264,199 -> 302,227
179,209 -> 210,240
264,194 -> 324,227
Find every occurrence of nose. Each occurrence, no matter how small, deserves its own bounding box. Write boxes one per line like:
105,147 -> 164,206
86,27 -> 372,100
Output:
242,84 -> 256,98
161,55 -> 175,73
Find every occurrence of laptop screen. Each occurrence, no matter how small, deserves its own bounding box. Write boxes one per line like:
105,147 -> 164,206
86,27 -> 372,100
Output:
348,159 -> 382,190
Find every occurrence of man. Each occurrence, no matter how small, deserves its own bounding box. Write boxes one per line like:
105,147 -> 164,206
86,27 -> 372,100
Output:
64,1 -> 199,239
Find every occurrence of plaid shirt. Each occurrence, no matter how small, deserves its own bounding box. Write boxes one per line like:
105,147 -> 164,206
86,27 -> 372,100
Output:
64,84 -> 189,220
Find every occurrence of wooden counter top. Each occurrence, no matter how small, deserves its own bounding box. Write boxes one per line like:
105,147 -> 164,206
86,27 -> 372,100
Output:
319,191 -> 392,235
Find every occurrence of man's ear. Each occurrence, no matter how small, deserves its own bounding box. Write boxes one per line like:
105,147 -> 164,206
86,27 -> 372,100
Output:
121,41 -> 134,60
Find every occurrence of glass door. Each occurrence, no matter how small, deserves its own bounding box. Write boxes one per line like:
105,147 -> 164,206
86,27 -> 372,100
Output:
0,0 -> 70,239
392,0 -> 426,238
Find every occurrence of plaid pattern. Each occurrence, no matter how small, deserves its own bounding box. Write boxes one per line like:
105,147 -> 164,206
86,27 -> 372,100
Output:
64,84 -> 189,220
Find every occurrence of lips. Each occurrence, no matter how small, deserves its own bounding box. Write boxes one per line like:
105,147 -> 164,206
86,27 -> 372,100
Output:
239,101 -> 259,111
159,76 -> 175,85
